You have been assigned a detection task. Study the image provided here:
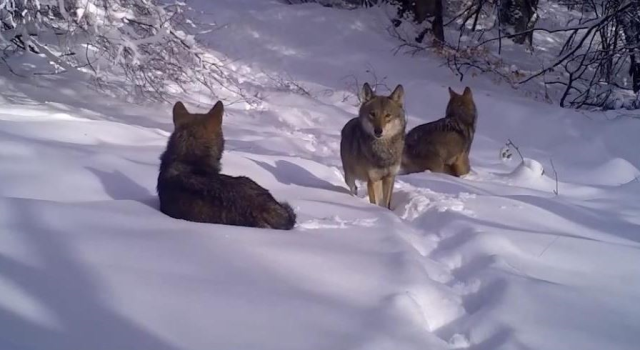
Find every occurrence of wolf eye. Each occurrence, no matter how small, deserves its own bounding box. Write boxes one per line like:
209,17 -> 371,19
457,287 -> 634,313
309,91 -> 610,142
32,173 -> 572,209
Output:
368,112 -> 375,119
384,114 -> 391,120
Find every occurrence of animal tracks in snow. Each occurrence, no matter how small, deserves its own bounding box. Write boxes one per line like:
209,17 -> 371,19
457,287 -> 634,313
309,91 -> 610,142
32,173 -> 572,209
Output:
386,179 -> 518,349
297,215 -> 378,230
392,182 -> 476,221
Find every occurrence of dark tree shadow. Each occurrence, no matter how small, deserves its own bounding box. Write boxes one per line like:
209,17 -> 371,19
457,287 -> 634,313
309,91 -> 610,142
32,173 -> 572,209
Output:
251,159 -> 349,194
468,326 -> 514,350
505,194 -> 640,245
0,200 -> 180,350
86,167 -> 159,210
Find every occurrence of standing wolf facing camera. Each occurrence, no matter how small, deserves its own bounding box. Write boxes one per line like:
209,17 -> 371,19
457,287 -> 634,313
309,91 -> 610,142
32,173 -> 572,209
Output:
401,87 -> 477,177
340,83 -> 406,209
157,100 -> 296,230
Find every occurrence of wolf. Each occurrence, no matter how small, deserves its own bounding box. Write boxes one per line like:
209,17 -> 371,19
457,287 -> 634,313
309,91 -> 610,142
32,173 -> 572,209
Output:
340,83 -> 406,209
401,86 -> 478,177
157,101 -> 296,230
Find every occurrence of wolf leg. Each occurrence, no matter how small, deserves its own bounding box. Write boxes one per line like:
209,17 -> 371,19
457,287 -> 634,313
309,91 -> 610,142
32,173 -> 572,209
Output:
367,180 -> 377,205
345,171 -> 358,195
461,153 -> 471,175
382,175 -> 395,209
373,180 -> 384,207
450,153 -> 471,177
424,157 -> 447,174
444,164 -> 456,176
367,180 -> 384,206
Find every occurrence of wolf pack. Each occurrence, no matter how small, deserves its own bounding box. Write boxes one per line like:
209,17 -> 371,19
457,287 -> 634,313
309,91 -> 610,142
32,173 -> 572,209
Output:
157,83 -> 477,230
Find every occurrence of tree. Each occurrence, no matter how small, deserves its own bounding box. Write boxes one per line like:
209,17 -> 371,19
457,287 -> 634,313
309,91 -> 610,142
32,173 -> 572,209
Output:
617,1 -> 640,93
392,0 -> 444,44
498,0 -> 539,46
284,0 -> 640,109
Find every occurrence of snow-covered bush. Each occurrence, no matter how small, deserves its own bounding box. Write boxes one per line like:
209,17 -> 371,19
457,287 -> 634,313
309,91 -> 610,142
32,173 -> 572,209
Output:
0,0 -> 216,99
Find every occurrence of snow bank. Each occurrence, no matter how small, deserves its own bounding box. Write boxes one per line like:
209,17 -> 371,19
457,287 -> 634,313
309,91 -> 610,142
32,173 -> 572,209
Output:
0,0 -> 639,349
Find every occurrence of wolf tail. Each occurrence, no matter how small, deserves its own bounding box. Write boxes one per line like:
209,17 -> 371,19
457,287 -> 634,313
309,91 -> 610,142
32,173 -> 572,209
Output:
263,201 -> 297,230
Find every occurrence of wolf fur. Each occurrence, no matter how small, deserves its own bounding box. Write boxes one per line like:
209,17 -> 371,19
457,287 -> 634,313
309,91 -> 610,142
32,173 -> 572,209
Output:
401,87 -> 477,177
157,101 -> 296,230
340,83 -> 406,209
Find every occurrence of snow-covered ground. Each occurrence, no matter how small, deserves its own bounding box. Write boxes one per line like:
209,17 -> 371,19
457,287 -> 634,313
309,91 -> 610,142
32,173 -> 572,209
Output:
1,0 -> 640,349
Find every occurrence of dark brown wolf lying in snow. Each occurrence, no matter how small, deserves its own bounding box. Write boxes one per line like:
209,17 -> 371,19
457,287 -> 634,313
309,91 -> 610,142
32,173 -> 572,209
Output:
157,101 -> 296,230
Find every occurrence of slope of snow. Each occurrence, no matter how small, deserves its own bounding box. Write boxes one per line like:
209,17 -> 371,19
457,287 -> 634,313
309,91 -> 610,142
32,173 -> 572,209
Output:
1,0 -> 639,349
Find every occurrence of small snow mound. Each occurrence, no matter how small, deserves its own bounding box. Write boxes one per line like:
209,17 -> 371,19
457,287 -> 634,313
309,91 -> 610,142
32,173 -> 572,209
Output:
448,333 -> 471,349
508,158 -> 544,181
580,158 -> 640,185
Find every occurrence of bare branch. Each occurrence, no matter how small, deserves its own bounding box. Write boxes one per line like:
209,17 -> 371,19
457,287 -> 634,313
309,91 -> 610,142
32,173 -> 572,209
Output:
506,139 -> 525,163
550,159 -> 559,195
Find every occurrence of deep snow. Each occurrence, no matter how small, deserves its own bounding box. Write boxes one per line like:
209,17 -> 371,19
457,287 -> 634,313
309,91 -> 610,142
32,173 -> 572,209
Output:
1,0 -> 640,349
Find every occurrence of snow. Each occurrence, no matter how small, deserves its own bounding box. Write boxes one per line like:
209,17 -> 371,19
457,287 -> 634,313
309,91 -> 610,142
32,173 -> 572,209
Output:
1,0 -> 640,349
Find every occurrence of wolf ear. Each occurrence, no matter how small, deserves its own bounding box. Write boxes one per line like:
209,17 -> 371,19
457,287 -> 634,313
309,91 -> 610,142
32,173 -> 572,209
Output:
362,83 -> 375,102
205,101 -> 224,131
448,87 -> 458,98
463,86 -> 473,99
389,84 -> 404,106
173,101 -> 191,128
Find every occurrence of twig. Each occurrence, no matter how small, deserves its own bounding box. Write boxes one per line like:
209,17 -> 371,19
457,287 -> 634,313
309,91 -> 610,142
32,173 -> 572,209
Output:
506,139 -> 524,162
340,64 -> 390,105
550,158 -> 559,195
263,70 -> 312,97
538,235 -> 560,257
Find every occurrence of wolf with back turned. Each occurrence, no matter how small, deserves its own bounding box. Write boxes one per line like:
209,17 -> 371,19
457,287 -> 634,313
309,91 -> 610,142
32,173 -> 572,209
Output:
157,101 -> 296,230
340,83 -> 406,209
401,87 -> 477,177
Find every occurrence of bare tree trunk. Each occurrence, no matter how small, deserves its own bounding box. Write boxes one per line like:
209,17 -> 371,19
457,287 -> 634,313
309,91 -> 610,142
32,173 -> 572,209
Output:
401,0 -> 444,44
630,55 -> 640,93
618,1 -> 640,93
432,0 -> 444,44
414,0 -> 438,23
393,0 -> 438,23
499,0 -> 539,46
